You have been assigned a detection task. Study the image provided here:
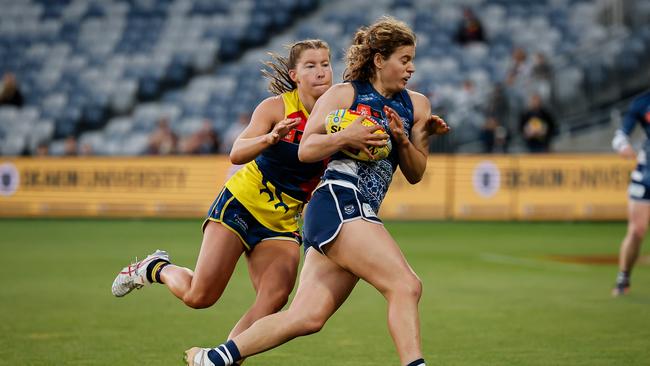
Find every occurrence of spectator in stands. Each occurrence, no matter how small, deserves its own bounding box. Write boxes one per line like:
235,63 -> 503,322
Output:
35,141 -> 49,156
456,79 -> 484,111
63,135 -> 78,156
486,83 -> 510,126
454,7 -> 486,45
79,142 -> 93,156
518,93 -> 556,153
0,72 -> 24,107
479,116 -> 509,153
530,52 -> 554,103
506,47 -> 531,87
180,120 -> 221,154
147,117 -> 178,155
221,112 -> 249,154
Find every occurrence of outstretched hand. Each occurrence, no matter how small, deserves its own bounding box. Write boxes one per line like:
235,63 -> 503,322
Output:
423,115 -> 450,136
266,117 -> 301,145
384,105 -> 410,147
619,145 -> 636,160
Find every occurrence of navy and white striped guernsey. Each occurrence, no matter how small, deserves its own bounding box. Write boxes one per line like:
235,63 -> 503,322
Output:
323,80 -> 414,213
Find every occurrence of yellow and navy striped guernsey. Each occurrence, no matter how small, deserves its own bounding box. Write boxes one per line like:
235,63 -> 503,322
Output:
224,89 -> 327,233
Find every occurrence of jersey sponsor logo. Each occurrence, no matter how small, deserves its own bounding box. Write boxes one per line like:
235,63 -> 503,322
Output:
355,104 -> 383,120
281,111 -> 308,144
473,161 -> 501,198
0,163 -> 19,196
232,214 -> 249,231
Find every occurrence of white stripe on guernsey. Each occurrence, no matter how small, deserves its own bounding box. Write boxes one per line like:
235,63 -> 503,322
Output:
223,346 -> 233,364
328,159 -> 359,176
213,348 -> 229,364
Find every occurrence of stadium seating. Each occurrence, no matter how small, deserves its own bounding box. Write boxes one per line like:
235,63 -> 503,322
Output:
0,0 -> 649,155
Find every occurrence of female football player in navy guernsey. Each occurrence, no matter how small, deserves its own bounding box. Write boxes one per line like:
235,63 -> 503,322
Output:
185,17 -> 450,366
111,40 -> 333,341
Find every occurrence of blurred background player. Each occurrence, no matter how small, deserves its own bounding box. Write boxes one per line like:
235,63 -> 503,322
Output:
611,88 -> 650,296
184,17 -> 449,366
111,39 -> 332,342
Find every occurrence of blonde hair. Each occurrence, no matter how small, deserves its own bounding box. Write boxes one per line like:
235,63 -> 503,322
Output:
262,39 -> 331,95
344,16 -> 416,82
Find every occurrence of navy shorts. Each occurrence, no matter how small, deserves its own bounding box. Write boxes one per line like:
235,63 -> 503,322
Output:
629,164 -> 650,202
303,182 -> 382,253
203,187 -> 302,252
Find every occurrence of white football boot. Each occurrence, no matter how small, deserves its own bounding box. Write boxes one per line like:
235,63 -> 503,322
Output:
111,249 -> 170,297
184,347 -> 209,366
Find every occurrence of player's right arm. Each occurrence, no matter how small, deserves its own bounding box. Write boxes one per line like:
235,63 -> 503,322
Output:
612,97 -> 643,160
298,83 -> 388,163
230,96 -> 300,165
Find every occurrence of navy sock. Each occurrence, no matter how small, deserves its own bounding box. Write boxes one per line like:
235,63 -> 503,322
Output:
406,358 -> 426,366
616,271 -> 630,286
207,340 -> 241,366
145,259 -> 170,284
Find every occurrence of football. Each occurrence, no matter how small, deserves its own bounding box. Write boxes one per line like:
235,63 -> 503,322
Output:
325,108 -> 392,161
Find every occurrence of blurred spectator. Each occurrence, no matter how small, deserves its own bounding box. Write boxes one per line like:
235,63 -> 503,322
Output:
179,120 -> 221,154
35,141 -> 49,156
221,112 -> 250,154
147,118 -> 178,155
519,94 -> 556,153
485,83 -> 510,127
506,47 -> 531,87
454,7 -> 486,45
63,135 -> 78,156
530,52 -> 554,103
0,73 -> 24,107
79,142 -> 93,156
456,79 -> 484,111
479,116 -> 509,153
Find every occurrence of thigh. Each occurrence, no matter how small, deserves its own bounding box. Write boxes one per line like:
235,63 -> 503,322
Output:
324,219 -> 418,294
287,249 -> 359,319
191,221 -> 245,295
247,239 -> 301,293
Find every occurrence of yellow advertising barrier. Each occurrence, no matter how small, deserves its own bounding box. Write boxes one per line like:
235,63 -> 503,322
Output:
447,154 -> 634,220
0,156 -> 232,217
0,154 -> 636,220
380,156 -> 450,220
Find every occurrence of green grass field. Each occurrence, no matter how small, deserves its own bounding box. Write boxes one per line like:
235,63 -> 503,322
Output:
1,219 -> 649,365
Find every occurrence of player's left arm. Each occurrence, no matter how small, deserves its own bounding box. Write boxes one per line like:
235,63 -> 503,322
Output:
389,92 -> 449,184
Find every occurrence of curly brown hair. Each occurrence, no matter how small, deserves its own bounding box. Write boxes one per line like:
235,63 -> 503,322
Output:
343,16 -> 416,82
262,39 -> 330,95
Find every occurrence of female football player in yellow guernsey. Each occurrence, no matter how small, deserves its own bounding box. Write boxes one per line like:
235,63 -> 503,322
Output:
111,39 -> 333,341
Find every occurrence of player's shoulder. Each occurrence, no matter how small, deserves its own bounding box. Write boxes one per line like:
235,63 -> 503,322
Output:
254,94 -> 285,119
406,89 -> 428,104
319,82 -> 355,104
329,82 -> 354,95
406,89 -> 431,116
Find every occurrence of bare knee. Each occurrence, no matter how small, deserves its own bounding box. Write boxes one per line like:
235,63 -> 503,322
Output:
296,314 -> 327,336
386,275 -> 422,303
628,223 -> 647,242
268,285 -> 293,311
183,291 -> 220,309
284,308 -> 328,336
